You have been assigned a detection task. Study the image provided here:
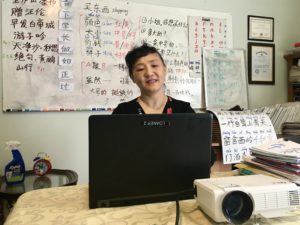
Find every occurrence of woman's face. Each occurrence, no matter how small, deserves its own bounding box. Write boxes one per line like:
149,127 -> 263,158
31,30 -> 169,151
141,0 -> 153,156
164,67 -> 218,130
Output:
131,53 -> 166,95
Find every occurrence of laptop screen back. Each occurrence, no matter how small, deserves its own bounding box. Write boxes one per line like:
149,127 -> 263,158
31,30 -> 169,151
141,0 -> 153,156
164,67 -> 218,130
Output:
89,113 -> 212,208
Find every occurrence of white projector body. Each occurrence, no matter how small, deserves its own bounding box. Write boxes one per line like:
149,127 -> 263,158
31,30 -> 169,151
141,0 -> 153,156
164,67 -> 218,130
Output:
194,174 -> 300,223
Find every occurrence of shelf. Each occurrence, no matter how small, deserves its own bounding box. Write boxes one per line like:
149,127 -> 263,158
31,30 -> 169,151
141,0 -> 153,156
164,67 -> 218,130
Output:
285,50 -> 300,58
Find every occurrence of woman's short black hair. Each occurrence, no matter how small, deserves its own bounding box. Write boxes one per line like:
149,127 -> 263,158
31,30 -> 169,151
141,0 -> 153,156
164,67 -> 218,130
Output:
125,42 -> 165,79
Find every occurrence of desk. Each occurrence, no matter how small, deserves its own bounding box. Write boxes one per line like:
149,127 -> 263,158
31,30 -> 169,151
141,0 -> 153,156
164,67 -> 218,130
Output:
4,184 -> 300,225
0,169 -> 78,224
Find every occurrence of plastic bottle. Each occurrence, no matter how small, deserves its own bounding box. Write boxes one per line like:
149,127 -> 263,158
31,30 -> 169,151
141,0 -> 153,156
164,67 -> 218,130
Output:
4,141 -> 26,184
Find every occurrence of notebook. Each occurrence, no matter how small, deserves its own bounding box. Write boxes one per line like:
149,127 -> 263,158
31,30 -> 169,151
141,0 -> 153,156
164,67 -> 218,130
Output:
88,113 -> 212,208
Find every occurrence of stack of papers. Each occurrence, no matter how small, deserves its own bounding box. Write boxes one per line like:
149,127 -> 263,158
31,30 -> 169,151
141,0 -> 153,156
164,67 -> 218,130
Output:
243,138 -> 300,184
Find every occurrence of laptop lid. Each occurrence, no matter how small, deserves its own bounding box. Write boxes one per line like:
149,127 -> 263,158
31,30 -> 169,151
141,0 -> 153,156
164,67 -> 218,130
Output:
89,113 -> 212,208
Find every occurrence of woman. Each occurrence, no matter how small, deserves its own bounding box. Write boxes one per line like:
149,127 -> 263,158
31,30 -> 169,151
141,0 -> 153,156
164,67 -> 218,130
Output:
112,42 -> 215,165
112,43 -> 195,114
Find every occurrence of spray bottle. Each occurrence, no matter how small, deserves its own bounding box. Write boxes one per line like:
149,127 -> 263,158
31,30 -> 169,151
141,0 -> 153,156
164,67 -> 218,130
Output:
4,141 -> 26,184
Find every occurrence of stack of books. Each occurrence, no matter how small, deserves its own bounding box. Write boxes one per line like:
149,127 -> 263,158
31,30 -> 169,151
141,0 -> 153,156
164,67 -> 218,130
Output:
247,102 -> 300,134
282,122 -> 300,136
242,138 -> 300,185
289,66 -> 300,82
292,83 -> 300,101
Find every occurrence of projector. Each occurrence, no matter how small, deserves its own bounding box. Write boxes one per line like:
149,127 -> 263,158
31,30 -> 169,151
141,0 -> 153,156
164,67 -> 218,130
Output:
194,174 -> 300,224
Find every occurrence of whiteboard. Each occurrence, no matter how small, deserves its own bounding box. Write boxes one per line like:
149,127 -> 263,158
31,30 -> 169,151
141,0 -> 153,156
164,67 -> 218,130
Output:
2,0 -> 232,111
203,48 -> 248,110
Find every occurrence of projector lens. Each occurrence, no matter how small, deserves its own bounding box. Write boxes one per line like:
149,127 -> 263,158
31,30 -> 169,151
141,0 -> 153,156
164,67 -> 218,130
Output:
222,191 -> 253,224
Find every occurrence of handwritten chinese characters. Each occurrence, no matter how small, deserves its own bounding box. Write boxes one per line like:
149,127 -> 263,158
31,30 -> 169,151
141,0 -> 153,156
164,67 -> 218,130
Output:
213,111 -> 277,164
203,48 -> 248,110
2,0 -> 232,111
79,1 -> 202,107
80,2 -> 138,103
9,0 -> 58,73
58,0 -> 74,93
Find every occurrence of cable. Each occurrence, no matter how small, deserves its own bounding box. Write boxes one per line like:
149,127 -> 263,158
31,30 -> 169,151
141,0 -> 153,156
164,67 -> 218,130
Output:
175,200 -> 180,225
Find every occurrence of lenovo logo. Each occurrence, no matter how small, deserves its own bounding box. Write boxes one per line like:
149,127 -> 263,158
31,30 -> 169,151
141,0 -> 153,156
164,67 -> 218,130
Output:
142,120 -> 170,126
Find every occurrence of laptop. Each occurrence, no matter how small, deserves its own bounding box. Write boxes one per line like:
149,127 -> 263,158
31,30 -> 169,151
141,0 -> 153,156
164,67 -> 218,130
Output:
88,113 -> 212,208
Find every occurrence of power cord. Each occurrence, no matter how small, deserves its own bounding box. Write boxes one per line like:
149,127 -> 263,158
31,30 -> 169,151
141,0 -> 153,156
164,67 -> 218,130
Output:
175,200 -> 180,225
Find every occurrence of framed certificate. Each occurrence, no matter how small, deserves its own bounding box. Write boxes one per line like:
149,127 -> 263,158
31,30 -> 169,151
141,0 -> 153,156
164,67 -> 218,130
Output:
248,15 -> 274,42
248,42 -> 275,85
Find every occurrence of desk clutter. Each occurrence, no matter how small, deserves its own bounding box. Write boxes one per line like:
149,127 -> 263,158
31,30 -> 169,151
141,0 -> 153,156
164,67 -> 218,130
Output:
3,141 -> 53,186
240,138 -> 300,185
1,140 -> 78,224
211,102 -> 300,171
202,105 -> 300,224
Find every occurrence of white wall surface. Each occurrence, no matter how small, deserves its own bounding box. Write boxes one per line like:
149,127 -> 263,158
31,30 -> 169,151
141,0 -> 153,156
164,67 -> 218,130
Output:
1,0 -> 300,184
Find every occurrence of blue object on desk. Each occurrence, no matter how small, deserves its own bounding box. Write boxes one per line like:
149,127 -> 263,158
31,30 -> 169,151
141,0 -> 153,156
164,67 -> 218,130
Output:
5,149 -> 26,184
239,168 -> 255,175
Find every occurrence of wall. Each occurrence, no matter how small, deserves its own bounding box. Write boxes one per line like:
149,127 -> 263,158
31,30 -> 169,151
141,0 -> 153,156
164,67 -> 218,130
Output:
1,0 -> 300,184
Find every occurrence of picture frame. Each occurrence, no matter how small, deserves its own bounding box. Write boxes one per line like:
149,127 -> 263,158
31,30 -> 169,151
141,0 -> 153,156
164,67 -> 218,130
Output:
248,15 -> 274,42
248,42 -> 275,85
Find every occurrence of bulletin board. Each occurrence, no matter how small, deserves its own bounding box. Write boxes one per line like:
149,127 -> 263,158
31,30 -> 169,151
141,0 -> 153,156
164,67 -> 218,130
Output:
2,0 -> 232,111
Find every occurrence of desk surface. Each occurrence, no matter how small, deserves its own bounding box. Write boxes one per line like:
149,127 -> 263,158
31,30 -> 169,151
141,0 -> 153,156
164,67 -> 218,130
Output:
0,169 -> 78,200
4,184 -> 300,225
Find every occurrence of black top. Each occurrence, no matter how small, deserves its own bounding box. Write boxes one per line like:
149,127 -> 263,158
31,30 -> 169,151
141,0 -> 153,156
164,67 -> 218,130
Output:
112,96 -> 195,114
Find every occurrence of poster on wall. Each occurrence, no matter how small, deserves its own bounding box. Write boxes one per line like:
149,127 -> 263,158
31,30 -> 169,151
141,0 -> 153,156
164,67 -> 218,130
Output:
203,48 -> 248,110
